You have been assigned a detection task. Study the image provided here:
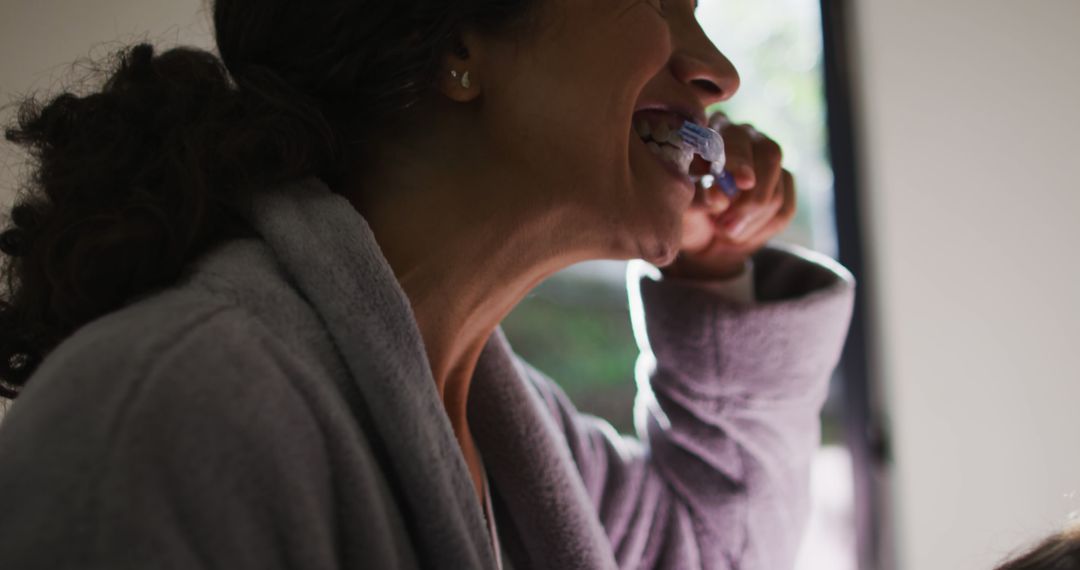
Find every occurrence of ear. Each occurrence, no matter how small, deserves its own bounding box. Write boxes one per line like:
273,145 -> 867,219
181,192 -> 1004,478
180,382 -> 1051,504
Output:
439,32 -> 483,103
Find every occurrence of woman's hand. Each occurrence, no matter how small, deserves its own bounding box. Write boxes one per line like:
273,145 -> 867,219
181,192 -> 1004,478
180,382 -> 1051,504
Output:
663,112 -> 797,280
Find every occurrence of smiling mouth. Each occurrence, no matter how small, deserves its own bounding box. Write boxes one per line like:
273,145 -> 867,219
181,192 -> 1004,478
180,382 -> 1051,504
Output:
631,109 -> 695,177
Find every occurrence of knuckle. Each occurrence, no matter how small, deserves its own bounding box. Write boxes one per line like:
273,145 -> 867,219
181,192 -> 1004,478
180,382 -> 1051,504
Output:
760,139 -> 783,165
753,187 -> 772,204
709,111 -> 731,130
783,187 -> 798,215
783,170 -> 796,191
720,121 -> 747,142
728,199 -> 752,217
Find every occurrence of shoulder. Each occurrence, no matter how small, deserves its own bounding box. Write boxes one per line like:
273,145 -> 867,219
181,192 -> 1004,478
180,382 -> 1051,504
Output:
27,285 -> 285,402
1,282 -> 330,468
0,288 -> 350,568
10,235 -> 343,433
0,239 -> 402,567
0,279 -> 339,496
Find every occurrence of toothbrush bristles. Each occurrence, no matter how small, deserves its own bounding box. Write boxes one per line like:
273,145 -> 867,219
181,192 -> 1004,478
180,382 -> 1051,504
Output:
677,126 -> 706,148
677,122 -> 724,163
678,124 -> 706,143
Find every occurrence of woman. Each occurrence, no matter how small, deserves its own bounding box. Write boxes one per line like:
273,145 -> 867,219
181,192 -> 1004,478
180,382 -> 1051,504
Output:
0,0 -> 854,568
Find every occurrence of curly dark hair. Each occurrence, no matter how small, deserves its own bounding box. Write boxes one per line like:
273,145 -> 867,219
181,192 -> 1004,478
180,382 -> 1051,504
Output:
0,0 -> 539,398
997,527 -> 1080,570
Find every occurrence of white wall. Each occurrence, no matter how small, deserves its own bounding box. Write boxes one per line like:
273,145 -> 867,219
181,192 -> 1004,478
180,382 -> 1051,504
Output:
850,0 -> 1080,568
0,0 -> 212,205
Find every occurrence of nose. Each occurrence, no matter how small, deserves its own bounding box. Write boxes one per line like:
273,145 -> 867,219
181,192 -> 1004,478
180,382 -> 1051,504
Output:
670,24 -> 741,106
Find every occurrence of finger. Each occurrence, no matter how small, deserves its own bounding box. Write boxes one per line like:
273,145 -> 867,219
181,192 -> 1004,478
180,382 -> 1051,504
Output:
702,177 -> 732,214
687,173 -> 733,216
727,188 -> 783,243
777,169 -> 797,222
748,131 -> 784,207
716,132 -> 783,228
764,170 -> 797,233
739,169 -> 797,243
719,165 -> 787,242
679,207 -> 718,253
715,123 -> 756,190
707,109 -> 731,130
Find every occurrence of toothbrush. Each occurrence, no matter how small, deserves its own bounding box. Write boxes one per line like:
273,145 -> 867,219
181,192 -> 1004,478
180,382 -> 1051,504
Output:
677,121 -> 740,199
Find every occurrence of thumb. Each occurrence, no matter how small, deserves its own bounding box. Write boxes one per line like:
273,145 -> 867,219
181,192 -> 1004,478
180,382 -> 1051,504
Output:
680,207 -> 716,253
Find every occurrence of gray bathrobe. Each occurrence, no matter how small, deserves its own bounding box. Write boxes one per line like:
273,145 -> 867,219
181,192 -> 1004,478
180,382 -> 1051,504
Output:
0,178 -> 855,569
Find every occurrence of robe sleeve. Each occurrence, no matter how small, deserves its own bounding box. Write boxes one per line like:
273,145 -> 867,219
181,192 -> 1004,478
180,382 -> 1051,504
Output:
518,244 -> 855,569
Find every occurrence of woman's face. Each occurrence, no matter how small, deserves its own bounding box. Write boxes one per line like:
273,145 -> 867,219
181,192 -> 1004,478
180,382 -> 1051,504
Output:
478,0 -> 739,265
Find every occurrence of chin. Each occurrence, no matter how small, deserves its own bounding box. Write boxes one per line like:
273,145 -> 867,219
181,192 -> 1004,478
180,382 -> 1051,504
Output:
602,160 -> 690,265
644,250 -> 678,271
632,209 -> 683,267
638,187 -> 695,268
642,239 -> 680,267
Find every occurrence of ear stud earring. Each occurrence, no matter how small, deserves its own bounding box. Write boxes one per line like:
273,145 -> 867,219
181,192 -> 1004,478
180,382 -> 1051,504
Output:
450,70 -> 470,89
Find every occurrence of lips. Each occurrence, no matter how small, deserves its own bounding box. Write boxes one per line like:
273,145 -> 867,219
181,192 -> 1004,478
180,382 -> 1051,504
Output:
625,98 -> 710,205
630,109 -> 696,178
631,109 -> 688,144
633,102 -> 707,131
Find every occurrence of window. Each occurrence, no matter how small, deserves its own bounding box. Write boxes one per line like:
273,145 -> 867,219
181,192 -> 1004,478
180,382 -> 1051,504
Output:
500,1 -> 862,567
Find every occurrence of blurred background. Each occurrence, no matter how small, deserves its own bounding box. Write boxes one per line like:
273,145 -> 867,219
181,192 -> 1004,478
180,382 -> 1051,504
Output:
2,1 -> 1078,568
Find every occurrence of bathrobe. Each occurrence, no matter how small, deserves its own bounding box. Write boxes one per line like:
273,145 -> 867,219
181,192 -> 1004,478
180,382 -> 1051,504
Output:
0,177 -> 855,569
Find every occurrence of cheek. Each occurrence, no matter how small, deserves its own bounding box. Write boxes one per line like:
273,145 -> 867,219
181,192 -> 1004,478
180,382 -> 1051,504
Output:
481,5 -> 674,202
615,7 -> 672,81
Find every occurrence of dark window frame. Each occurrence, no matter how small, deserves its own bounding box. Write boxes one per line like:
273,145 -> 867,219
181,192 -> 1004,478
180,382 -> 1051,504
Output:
819,1 -> 892,568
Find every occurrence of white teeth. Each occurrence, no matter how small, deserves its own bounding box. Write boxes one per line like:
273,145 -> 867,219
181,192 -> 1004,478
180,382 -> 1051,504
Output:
661,145 -> 693,173
633,115 -> 685,147
645,140 -> 694,176
636,119 -> 651,138
659,146 -> 676,163
653,121 -> 670,142
635,114 -> 692,175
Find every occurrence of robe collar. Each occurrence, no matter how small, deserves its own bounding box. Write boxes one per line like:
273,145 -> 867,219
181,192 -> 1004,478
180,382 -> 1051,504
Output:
237,178 -> 615,570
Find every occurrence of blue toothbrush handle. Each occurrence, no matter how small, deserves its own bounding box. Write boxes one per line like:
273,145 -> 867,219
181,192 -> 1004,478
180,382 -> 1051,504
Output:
712,169 -> 740,199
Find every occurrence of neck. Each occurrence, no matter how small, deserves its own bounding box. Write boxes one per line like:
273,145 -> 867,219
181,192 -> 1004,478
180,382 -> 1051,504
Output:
341,133 -> 597,498
355,172 -> 570,405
